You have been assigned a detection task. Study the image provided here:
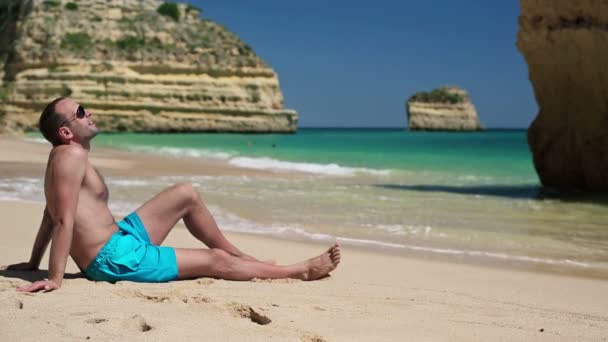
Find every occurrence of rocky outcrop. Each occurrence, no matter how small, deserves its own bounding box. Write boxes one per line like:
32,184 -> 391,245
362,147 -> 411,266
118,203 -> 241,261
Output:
406,86 -> 484,131
517,0 -> 608,190
0,0 -> 297,134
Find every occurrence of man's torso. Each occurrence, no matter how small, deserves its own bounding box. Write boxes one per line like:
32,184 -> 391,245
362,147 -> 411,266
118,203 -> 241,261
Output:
45,149 -> 118,270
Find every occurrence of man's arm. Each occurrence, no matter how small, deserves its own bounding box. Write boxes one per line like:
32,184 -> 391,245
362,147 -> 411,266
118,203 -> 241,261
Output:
29,206 -> 53,267
17,146 -> 87,292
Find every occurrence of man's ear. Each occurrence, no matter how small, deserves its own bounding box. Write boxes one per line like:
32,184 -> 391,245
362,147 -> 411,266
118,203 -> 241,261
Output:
58,126 -> 73,141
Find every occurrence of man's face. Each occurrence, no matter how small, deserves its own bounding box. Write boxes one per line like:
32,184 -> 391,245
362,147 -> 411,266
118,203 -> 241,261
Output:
55,98 -> 98,143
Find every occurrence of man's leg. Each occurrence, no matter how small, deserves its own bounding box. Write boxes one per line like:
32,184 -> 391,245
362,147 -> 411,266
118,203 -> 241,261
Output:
135,183 -> 254,259
175,243 -> 341,281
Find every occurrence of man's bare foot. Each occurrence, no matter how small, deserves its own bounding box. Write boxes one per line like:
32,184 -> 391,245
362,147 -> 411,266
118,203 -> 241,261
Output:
297,243 -> 341,281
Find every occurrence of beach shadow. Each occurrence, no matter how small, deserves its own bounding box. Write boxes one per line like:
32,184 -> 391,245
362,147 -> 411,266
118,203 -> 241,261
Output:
0,269 -> 84,283
375,184 -> 608,204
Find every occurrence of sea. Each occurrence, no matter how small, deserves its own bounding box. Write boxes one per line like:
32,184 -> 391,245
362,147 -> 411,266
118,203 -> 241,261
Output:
7,129 -> 608,278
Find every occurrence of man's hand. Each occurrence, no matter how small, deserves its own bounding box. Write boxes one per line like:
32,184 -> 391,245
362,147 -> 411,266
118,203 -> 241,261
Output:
0,262 -> 39,271
16,279 -> 59,293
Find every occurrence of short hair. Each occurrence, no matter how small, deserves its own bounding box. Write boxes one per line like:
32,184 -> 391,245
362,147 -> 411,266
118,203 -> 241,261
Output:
38,97 -> 67,146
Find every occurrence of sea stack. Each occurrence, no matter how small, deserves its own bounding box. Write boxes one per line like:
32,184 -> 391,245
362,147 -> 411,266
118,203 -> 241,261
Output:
0,0 -> 297,134
406,86 -> 484,131
517,0 -> 608,190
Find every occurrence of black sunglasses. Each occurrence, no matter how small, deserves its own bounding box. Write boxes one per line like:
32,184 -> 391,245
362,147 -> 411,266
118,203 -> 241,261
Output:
59,105 -> 86,127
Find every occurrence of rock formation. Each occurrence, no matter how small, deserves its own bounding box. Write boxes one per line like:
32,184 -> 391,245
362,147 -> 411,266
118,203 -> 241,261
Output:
406,86 -> 484,131
0,0 -> 297,134
518,0 -> 608,190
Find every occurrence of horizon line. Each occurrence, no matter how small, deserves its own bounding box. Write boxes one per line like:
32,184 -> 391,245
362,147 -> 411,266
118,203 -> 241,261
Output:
298,126 -> 528,130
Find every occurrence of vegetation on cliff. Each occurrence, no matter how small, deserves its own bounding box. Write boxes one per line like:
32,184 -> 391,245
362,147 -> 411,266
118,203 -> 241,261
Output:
406,86 -> 483,131
408,88 -> 465,104
64,2 -> 78,11
0,0 -> 297,134
1,0 -> 266,74
157,2 -> 179,21
0,1 -> 21,27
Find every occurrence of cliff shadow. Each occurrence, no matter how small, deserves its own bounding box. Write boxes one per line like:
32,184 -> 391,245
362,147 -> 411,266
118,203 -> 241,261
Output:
375,184 -> 608,204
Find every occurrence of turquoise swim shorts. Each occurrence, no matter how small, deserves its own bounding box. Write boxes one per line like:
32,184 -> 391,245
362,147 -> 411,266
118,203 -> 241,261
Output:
84,212 -> 179,283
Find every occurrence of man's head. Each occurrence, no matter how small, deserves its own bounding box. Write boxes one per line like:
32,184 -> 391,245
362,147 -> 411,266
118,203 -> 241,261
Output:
39,97 -> 98,146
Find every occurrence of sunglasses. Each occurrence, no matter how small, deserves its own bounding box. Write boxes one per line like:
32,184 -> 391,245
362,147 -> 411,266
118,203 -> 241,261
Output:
59,105 -> 86,127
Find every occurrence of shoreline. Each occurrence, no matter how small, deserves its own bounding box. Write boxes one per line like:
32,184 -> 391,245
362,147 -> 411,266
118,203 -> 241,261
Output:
1,136 -> 607,281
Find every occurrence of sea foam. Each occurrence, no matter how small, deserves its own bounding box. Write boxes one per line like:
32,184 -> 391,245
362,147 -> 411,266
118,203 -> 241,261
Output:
133,146 -> 234,160
228,156 -> 389,176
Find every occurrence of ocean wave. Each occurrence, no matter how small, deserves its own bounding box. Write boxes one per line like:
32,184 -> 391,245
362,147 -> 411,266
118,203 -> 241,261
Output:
0,177 -> 44,203
101,141 -> 392,177
23,137 -> 48,144
221,220 -> 604,270
1,176 -> 600,272
331,237 -> 603,270
228,156 -> 390,176
124,146 -> 234,160
202,210 -> 605,271
0,192 -> 603,272
105,179 -> 156,187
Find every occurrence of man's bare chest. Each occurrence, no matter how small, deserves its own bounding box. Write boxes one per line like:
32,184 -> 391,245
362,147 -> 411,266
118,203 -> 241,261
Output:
82,165 -> 109,202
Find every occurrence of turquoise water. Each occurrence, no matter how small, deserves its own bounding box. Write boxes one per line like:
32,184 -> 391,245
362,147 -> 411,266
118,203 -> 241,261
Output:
93,129 -> 539,184
16,129 -> 608,277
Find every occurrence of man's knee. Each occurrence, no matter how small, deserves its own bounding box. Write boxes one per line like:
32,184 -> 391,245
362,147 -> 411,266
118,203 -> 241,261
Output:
173,183 -> 200,205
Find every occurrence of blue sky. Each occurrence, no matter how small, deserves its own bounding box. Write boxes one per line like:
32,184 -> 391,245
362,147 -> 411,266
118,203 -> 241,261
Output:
186,0 -> 537,128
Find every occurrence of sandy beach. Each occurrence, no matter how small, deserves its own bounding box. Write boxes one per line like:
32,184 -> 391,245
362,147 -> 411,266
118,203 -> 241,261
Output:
1,137 -> 608,341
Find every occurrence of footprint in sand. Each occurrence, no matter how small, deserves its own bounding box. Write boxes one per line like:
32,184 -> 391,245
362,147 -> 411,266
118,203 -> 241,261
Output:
136,291 -> 174,303
127,289 -> 212,305
185,296 -> 213,304
120,289 -> 178,303
228,303 -> 272,325
128,315 -> 152,332
85,318 -> 108,324
301,335 -> 327,342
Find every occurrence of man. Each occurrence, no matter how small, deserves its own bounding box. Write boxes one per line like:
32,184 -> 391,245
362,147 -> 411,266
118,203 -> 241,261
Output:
2,97 -> 340,292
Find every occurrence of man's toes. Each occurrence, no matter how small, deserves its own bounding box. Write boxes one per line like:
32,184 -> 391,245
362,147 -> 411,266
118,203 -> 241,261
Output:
326,243 -> 341,265
330,251 -> 340,264
330,247 -> 340,258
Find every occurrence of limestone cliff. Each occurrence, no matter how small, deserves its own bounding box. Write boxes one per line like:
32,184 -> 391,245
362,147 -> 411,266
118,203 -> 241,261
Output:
0,0 -> 297,134
406,86 -> 483,131
518,0 -> 608,190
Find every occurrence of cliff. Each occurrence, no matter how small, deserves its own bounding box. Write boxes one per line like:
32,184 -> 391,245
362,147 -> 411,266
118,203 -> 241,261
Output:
406,86 -> 484,131
0,0 -> 297,134
517,0 -> 608,190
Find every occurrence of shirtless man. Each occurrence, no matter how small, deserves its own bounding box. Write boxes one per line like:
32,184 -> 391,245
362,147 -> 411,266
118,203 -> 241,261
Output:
2,97 -> 340,292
